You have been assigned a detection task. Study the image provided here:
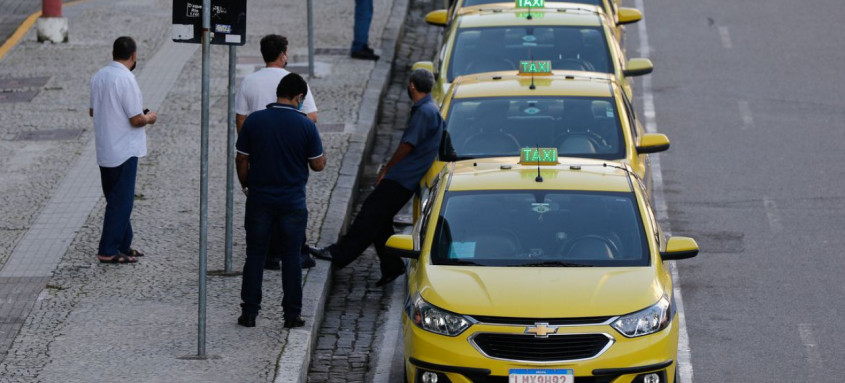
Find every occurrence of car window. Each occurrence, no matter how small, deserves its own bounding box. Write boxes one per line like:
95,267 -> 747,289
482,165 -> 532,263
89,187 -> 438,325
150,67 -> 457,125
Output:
442,96 -> 624,160
447,26 -> 611,81
464,0 -> 602,6
432,190 -> 648,266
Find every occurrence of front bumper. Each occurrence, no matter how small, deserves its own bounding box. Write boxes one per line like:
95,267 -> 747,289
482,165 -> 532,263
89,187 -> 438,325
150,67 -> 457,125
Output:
403,314 -> 680,383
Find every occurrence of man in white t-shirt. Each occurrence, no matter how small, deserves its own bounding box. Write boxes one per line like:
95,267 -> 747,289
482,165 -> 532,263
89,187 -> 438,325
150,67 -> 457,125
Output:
89,36 -> 157,264
235,34 -> 319,270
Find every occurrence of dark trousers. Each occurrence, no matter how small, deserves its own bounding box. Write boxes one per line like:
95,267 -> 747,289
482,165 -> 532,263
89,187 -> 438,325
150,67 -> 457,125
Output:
330,179 -> 413,275
268,231 -> 310,264
98,157 -> 137,256
241,197 -> 307,320
351,0 -> 374,52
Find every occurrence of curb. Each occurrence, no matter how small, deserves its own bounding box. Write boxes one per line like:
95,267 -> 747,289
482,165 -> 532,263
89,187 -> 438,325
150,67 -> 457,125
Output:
273,0 -> 411,381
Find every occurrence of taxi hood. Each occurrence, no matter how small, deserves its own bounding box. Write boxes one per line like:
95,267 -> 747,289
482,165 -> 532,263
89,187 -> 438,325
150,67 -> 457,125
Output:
418,265 -> 665,318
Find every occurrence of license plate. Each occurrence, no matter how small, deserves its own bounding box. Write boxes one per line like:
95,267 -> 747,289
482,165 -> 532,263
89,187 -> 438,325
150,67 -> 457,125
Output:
509,369 -> 574,383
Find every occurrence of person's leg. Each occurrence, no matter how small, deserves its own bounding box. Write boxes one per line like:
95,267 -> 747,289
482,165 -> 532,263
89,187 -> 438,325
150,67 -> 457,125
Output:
98,157 -> 136,257
373,218 -> 404,276
116,157 -> 137,255
279,209 -> 307,322
331,180 -> 413,268
240,198 -> 274,317
351,0 -> 374,52
265,222 -> 282,269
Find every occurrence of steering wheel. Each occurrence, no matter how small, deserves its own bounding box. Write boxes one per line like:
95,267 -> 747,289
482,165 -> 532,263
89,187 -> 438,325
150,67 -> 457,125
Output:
465,58 -> 517,74
555,58 -> 595,72
562,235 -> 619,260
554,132 -> 609,154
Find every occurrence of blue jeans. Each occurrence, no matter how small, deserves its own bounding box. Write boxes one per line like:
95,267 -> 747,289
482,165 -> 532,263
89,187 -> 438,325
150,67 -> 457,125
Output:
241,198 -> 307,320
351,0 -> 374,52
98,157 -> 137,256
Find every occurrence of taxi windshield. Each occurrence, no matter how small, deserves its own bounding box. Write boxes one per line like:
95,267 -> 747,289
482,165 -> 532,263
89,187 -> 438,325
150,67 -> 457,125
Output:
431,190 -> 648,267
463,0 -> 602,6
442,96 -> 624,160
447,26 -> 611,82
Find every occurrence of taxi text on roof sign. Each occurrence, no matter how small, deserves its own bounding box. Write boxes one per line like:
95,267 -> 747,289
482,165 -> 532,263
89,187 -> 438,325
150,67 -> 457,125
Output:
519,60 -> 552,75
516,0 -> 545,8
520,147 -> 558,165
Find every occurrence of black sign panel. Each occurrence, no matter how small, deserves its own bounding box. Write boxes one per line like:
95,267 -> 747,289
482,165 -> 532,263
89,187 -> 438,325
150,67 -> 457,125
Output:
172,0 -> 246,45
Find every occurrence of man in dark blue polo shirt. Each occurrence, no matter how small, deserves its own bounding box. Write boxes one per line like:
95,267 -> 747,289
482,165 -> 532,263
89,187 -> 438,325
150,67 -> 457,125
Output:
235,73 -> 326,328
309,69 -> 444,287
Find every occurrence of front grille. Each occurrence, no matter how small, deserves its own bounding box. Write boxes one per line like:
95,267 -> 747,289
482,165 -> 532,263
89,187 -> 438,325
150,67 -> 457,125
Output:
472,333 -> 611,362
469,315 -> 613,326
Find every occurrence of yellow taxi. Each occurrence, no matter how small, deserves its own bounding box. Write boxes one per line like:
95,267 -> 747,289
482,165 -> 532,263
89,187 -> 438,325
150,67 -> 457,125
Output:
415,6 -> 653,103
436,0 -> 643,40
386,155 -> 699,383
419,62 -> 669,197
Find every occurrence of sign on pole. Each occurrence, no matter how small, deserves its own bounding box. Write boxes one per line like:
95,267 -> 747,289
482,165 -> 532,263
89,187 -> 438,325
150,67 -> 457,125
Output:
172,0 -> 247,45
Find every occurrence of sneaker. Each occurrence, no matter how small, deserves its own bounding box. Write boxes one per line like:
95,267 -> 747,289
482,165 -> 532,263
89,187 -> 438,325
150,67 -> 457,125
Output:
307,246 -> 334,261
237,314 -> 256,328
284,316 -> 305,328
301,254 -> 316,269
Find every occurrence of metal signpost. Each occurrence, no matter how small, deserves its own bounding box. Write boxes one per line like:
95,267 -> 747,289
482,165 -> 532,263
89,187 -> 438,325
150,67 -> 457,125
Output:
172,0 -> 247,357
307,0 -> 315,77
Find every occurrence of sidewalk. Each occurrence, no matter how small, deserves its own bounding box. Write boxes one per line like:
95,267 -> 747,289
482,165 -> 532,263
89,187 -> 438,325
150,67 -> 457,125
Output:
0,0 -> 406,381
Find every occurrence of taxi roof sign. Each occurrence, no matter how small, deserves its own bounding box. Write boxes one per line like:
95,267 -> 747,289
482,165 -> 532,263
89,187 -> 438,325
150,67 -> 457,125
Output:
519,60 -> 552,76
516,0 -> 545,8
520,147 -> 558,165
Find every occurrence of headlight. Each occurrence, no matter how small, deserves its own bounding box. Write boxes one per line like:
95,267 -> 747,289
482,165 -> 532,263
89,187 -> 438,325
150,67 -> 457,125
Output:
406,294 -> 471,336
611,296 -> 672,338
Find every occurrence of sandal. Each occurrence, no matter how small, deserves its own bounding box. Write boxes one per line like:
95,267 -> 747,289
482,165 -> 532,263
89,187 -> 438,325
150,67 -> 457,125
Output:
127,249 -> 145,257
98,254 -> 138,264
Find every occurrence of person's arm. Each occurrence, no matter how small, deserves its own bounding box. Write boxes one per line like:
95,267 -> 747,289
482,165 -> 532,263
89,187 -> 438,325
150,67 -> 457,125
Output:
236,114 -> 247,134
309,155 -> 326,171
236,153 -> 249,194
129,111 -> 157,127
306,112 -> 318,123
89,108 -> 93,117
377,142 -> 414,184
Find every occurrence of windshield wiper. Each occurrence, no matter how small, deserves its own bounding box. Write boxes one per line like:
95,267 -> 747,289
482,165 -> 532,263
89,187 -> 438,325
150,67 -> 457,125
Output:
511,261 -> 595,267
440,259 -> 485,266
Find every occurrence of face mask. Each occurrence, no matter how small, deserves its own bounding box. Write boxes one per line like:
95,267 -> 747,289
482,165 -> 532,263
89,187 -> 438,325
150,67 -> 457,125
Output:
297,95 -> 304,110
407,84 -> 413,100
130,60 -> 137,71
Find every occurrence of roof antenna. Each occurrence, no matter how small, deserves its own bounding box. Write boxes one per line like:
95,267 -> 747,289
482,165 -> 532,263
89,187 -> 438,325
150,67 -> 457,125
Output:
535,144 -> 543,182
527,5 -> 533,20
529,51 -> 536,90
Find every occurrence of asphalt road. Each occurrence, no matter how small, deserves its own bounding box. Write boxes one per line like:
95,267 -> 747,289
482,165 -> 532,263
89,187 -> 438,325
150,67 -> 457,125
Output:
630,0 -> 845,381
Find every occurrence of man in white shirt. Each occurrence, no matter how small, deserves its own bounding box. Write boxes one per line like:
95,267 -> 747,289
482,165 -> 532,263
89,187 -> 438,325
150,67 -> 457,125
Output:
89,36 -> 157,264
235,34 -> 319,270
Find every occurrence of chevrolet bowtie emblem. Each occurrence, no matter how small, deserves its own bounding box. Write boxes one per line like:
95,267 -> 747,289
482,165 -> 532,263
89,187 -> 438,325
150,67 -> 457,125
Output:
525,322 -> 559,338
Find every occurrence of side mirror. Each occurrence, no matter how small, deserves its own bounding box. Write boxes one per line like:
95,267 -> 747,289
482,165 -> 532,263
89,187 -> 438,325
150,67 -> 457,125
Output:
385,234 -> 420,259
660,237 -> 699,261
623,58 -> 653,77
425,9 -> 449,27
412,61 -> 435,74
616,8 -> 642,25
636,133 -> 670,154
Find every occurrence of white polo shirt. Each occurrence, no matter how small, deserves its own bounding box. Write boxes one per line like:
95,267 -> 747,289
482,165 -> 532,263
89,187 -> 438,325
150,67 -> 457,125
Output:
235,67 -> 318,116
90,62 -> 146,168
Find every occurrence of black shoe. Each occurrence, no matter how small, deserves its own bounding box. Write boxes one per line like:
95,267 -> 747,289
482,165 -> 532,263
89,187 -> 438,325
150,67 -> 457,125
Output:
264,260 -> 281,270
307,246 -> 334,261
363,44 -> 376,54
375,268 -> 405,287
284,316 -> 305,328
301,254 -> 316,269
350,49 -> 379,61
237,314 -> 256,328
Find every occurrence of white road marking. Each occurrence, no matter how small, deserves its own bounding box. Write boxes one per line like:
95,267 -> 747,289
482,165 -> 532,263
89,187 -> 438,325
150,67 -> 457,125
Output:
798,324 -> 824,374
635,0 -> 693,381
738,100 -> 754,129
763,196 -> 783,233
718,26 -> 733,49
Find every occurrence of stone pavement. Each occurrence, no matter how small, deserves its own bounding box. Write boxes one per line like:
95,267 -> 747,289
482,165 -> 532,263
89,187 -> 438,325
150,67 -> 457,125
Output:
0,0 -> 407,381
305,0 -> 441,381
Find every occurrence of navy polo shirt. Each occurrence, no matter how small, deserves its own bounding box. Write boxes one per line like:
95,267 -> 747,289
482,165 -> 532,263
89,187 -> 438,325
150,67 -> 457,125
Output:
236,103 -> 323,209
384,94 -> 444,191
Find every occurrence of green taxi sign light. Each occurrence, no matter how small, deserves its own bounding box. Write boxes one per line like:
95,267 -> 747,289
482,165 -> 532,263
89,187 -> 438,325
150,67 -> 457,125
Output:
520,147 -> 558,165
516,0 -> 545,8
519,60 -> 552,75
